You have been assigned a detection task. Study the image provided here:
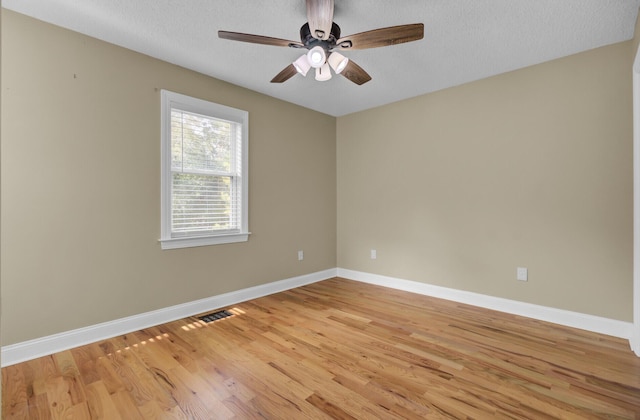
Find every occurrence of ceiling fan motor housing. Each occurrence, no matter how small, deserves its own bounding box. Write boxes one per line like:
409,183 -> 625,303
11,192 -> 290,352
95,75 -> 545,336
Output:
300,22 -> 341,51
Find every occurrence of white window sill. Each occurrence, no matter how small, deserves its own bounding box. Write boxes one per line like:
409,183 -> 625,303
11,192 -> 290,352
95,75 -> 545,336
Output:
160,232 -> 250,250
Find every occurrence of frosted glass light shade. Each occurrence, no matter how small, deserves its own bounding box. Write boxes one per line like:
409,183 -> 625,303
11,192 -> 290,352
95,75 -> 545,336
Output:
293,54 -> 311,76
307,46 -> 326,68
328,52 -> 349,74
315,63 -> 332,81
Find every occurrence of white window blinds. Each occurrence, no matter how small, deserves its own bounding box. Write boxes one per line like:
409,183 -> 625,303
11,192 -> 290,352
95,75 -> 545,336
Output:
170,109 -> 242,236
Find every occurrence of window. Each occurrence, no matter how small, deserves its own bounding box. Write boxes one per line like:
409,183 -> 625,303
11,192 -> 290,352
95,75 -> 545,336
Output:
160,90 -> 249,249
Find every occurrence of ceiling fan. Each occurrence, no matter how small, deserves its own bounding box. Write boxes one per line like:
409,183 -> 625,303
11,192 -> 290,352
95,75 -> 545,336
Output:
218,0 -> 424,85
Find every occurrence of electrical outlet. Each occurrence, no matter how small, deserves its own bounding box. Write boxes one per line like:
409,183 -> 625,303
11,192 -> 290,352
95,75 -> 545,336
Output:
370,249 -> 377,259
298,250 -> 304,261
517,267 -> 528,281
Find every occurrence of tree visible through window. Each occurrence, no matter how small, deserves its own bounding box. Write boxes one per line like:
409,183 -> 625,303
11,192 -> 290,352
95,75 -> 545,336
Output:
160,91 -> 248,249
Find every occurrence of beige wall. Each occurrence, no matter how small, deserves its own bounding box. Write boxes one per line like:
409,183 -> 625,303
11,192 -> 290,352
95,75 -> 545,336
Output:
337,42 -> 634,321
634,7 -> 640,55
0,10 -> 336,345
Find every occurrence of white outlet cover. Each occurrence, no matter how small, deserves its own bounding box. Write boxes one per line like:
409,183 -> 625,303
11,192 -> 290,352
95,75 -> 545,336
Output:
298,250 -> 304,261
371,249 -> 377,259
517,267 -> 528,281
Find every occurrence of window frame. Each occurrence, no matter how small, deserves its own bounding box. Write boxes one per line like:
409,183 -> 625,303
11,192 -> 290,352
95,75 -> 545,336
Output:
160,90 -> 249,250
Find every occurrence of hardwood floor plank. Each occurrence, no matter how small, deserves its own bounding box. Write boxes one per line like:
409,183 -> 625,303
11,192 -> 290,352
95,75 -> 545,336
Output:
222,377 -> 255,404
331,373 -> 432,419
1,364 -> 29,419
27,392 -> 53,420
168,365 -> 235,419
3,277 -> 640,419
44,376 -> 74,419
305,392 -> 359,419
107,344 -> 179,411
136,400 -> 189,420
70,344 -> 105,387
85,380 -> 122,419
110,391 -> 146,420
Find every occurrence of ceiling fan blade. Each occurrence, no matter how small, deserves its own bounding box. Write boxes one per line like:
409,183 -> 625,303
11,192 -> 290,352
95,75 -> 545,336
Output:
271,64 -> 298,83
335,23 -> 424,50
219,31 -> 304,48
306,0 -> 334,40
340,59 -> 372,85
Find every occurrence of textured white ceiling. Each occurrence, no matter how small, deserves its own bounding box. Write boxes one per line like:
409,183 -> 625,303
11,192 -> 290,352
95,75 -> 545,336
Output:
3,0 -> 639,116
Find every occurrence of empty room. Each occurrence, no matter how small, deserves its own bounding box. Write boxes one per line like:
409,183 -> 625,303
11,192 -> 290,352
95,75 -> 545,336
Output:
2,1 -> 640,418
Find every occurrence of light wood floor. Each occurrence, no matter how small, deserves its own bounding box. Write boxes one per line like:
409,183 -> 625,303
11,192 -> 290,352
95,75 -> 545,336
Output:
3,277 -> 640,419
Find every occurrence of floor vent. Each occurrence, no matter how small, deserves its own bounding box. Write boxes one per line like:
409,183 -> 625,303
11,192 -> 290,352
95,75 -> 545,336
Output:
198,310 -> 233,323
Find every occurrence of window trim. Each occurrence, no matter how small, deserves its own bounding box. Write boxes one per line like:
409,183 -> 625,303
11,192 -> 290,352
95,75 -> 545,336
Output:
159,90 -> 249,249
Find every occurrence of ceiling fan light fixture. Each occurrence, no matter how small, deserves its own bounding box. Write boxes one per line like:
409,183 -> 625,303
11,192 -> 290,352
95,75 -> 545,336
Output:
293,54 -> 311,76
307,46 -> 326,68
328,52 -> 349,74
315,63 -> 332,81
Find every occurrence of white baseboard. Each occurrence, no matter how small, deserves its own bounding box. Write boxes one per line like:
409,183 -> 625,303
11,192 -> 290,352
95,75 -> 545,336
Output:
632,334 -> 640,356
1,268 -> 337,367
337,268 -> 635,341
